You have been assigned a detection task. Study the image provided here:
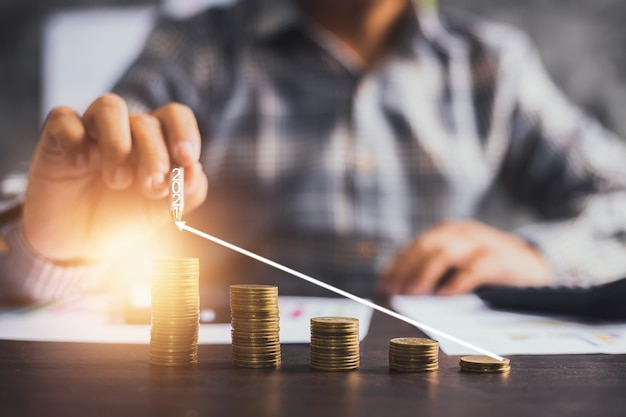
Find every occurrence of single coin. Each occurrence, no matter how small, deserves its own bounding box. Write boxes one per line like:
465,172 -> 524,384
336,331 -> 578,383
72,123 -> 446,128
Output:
390,364 -> 439,372
390,337 -> 438,346
459,355 -> 511,373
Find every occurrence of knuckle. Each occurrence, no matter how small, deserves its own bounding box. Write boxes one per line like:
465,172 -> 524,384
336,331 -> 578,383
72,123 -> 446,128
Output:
468,258 -> 490,276
155,103 -> 195,124
45,106 -> 78,130
47,106 -> 77,120
44,107 -> 82,144
130,113 -> 159,129
94,93 -> 127,111
438,248 -> 455,263
159,102 -> 193,119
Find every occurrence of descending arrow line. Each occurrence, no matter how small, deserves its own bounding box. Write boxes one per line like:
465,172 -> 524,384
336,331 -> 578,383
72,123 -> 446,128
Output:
175,220 -> 504,361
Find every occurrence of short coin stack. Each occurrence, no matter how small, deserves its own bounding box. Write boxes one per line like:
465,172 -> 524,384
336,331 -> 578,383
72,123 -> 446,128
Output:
388,337 -> 439,372
230,284 -> 281,368
150,258 -> 200,367
460,355 -> 511,373
310,317 -> 360,371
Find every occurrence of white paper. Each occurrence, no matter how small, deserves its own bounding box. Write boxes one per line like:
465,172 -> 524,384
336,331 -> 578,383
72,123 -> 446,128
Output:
0,296 -> 372,345
392,294 -> 626,356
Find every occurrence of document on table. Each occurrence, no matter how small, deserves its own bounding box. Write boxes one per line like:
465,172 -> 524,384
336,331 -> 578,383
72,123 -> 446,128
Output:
392,294 -> 626,355
0,296 -> 372,344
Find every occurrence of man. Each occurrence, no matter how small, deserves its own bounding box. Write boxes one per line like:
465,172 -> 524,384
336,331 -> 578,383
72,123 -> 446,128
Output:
2,0 -> 626,302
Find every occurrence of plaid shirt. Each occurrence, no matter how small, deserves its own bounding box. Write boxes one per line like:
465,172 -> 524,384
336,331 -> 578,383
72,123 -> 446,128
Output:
4,0 -> 626,300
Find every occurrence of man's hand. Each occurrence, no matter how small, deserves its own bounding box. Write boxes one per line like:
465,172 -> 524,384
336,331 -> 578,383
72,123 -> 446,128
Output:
23,94 -> 208,262
378,221 -> 551,296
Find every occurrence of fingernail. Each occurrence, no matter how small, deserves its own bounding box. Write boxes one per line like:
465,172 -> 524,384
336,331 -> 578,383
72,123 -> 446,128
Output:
147,172 -> 165,191
114,165 -> 133,189
183,161 -> 202,192
177,142 -> 198,162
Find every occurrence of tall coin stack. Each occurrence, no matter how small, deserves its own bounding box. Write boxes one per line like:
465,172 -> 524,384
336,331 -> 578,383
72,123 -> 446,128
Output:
150,258 -> 200,367
388,337 -> 439,372
460,355 -> 511,373
229,284 -> 281,368
310,317 -> 360,371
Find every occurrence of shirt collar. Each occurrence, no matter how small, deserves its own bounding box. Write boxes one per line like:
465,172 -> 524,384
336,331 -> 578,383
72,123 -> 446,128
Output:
397,5 -> 449,60
248,0 -> 448,58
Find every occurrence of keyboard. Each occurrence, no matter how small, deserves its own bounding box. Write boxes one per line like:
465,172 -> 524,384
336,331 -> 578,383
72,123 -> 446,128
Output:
475,277 -> 626,320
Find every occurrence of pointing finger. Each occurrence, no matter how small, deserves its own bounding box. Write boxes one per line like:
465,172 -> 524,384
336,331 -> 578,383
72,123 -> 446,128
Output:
152,103 -> 201,167
130,113 -> 171,199
82,94 -> 133,190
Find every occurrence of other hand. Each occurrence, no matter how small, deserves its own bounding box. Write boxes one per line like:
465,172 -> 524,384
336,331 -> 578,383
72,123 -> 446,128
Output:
378,221 -> 551,296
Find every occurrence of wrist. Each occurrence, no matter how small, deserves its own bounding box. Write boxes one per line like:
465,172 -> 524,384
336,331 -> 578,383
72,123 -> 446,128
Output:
523,243 -> 552,286
1,218 -> 108,302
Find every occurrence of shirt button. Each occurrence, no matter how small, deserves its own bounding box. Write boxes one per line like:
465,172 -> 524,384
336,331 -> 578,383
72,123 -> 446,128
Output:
356,240 -> 376,261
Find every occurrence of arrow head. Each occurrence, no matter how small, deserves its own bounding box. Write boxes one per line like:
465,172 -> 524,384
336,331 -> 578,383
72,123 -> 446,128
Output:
174,221 -> 186,232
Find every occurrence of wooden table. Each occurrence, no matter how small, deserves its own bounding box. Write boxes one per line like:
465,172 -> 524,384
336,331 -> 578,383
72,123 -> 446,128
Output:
1,309 -> 626,417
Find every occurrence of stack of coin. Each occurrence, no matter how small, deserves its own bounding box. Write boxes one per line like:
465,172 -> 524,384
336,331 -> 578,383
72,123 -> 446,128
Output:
230,284 -> 281,368
388,337 -> 439,372
310,317 -> 360,371
459,355 -> 511,373
150,258 -> 200,367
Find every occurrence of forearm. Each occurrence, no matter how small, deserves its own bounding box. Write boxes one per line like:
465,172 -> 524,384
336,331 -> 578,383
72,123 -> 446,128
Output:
497,29 -> 626,287
517,191 -> 626,287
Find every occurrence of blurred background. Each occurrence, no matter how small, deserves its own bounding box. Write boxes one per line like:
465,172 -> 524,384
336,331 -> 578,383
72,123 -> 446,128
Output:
1,0 -> 625,190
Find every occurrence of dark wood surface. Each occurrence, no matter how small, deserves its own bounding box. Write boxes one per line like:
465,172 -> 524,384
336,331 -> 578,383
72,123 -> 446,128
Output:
1,310 -> 626,417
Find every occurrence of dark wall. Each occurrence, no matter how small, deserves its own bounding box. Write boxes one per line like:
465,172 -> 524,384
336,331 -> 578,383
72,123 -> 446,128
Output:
445,0 -> 626,139
0,0 -> 157,178
1,0 -> 625,178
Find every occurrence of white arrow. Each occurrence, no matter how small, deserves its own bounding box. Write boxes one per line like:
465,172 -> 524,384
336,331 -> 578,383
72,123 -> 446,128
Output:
175,220 -> 504,361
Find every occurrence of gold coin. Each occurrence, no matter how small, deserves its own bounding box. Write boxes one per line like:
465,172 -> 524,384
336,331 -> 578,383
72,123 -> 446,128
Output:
390,337 -> 437,346
390,364 -> 439,372
311,316 -> 358,324
233,360 -> 281,369
459,356 -> 511,373
389,350 -> 438,358
232,353 -> 282,360
231,326 -> 280,333
388,336 -> 440,373
150,345 -> 198,352
229,299 -> 279,306
150,335 -> 198,343
460,365 -> 511,373
309,316 -> 361,371
231,317 -> 280,324
229,283 -> 281,369
311,337 -> 358,343
311,363 -> 359,371
389,357 -> 439,365
150,358 -> 198,367
150,257 -> 200,367
310,357 -> 360,364
311,358 -> 361,365
232,343 -> 281,351
460,356 -> 509,366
